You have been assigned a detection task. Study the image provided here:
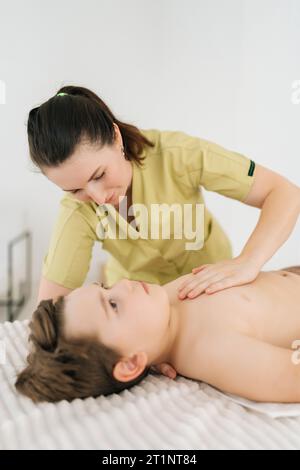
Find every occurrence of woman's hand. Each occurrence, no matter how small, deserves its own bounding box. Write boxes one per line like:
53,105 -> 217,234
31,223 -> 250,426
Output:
151,363 -> 177,379
178,256 -> 261,299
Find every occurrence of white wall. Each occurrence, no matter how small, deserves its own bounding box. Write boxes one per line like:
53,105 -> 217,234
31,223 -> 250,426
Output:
0,0 -> 299,308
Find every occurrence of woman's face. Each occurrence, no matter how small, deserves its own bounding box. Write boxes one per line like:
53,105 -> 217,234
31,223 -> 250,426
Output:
42,124 -> 132,206
63,280 -> 171,361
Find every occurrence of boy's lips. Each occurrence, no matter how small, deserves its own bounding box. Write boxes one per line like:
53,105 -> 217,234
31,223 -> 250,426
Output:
139,281 -> 149,294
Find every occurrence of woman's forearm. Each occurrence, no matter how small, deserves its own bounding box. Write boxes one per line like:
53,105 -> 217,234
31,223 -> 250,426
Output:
239,183 -> 300,267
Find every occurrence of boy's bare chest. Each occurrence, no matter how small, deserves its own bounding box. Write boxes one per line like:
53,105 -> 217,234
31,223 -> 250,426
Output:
172,270 -> 300,368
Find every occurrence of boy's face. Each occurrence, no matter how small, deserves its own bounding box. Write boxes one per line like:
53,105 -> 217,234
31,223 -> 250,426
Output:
63,279 -> 171,361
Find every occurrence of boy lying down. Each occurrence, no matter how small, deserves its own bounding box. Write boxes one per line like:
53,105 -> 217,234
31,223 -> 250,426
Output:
15,265 -> 300,404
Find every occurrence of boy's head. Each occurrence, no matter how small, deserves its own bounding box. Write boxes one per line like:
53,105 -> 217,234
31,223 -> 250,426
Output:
15,279 -> 171,402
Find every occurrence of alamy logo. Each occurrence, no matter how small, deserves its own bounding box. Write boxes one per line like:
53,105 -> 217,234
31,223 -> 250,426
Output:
291,340 -> 300,365
96,199 -> 205,251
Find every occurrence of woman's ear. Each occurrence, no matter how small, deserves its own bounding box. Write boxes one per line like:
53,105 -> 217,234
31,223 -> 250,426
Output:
113,122 -> 121,145
113,351 -> 148,383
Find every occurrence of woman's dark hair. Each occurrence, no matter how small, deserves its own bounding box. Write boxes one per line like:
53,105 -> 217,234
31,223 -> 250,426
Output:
27,85 -> 155,170
15,296 -> 150,403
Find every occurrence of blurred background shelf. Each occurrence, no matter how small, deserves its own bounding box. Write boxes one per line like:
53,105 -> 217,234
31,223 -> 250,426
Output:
0,230 -> 32,322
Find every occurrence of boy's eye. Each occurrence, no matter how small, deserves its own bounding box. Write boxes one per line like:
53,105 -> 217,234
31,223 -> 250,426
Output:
109,300 -> 118,311
101,283 -> 118,312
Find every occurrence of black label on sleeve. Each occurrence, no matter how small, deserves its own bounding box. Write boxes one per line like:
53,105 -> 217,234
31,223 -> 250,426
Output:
248,160 -> 255,177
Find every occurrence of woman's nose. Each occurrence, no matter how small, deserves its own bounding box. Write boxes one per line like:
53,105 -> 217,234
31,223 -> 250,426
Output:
85,186 -> 106,205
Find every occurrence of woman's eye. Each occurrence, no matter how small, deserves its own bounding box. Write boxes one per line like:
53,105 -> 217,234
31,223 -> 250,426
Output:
94,173 -> 104,181
70,174 -> 104,194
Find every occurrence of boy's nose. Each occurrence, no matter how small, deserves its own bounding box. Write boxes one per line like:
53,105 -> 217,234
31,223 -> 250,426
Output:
120,278 -> 134,292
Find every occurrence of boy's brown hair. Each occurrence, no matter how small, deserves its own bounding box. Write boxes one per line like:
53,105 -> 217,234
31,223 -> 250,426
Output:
15,296 -> 150,402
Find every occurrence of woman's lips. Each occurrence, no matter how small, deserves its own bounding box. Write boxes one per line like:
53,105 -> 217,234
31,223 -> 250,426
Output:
106,191 -> 115,203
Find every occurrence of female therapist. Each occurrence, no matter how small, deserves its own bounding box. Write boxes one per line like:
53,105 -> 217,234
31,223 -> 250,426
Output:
29,85 -> 300,307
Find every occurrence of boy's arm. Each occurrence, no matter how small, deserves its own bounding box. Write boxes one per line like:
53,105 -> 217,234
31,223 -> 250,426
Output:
197,332 -> 300,403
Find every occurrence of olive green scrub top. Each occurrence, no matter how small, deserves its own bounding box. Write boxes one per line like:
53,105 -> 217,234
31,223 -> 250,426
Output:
42,129 -> 256,288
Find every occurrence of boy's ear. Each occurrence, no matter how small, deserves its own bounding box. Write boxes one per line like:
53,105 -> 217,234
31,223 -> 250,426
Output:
113,351 -> 148,383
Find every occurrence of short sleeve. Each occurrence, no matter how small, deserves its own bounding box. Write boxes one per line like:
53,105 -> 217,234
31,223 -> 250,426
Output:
199,139 -> 256,202
163,130 -> 256,203
42,195 -> 99,289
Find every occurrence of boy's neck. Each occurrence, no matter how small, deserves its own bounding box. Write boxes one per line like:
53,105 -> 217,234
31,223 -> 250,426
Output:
151,281 -> 184,367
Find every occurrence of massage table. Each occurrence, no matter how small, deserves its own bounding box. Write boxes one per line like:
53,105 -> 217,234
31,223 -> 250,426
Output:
1,319 -> 300,450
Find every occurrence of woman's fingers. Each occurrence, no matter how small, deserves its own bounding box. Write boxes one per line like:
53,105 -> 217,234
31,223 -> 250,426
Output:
178,271 -> 223,298
152,363 -> 177,379
187,275 -> 231,297
178,267 -> 213,293
192,264 -> 210,274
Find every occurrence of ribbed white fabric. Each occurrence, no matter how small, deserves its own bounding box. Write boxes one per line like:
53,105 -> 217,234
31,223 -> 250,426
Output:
1,319 -> 300,450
